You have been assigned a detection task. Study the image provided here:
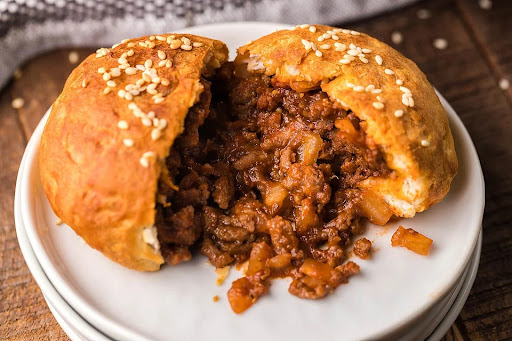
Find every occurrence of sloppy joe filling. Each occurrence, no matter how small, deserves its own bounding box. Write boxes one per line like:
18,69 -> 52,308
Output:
155,63 -> 394,313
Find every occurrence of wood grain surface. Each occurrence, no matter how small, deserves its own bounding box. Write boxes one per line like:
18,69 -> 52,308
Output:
1,0 -> 511,340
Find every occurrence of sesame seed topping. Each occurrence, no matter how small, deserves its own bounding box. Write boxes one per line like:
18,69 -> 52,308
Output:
421,139 -> 430,146
121,39 -> 130,43
333,28 -> 342,33
375,55 -> 383,65
157,50 -> 166,60
103,73 -> 111,81
161,78 -> 170,86
318,36 -> 325,42
151,129 -> 162,141
155,97 -> 165,104
136,64 -> 145,71
117,120 -> 129,129
117,89 -> 126,98
350,30 -> 360,36
152,77 -> 161,84
373,102 -> 384,109
499,78 -> 510,90
98,67 -> 106,74
394,110 -> 404,117
346,82 -> 355,88
155,35 -> 166,41
371,89 -> 383,94
125,67 -> 138,75
365,84 -> 375,92
332,35 -> 339,40
376,96 -> 383,102
123,139 -> 134,147
360,57 -> 369,63
417,9 -> 431,19
399,86 -> 411,94
181,45 -> 193,51
341,29 -> 350,34
142,117 -> 152,126
158,60 -> 167,68
140,157 -> 149,168
112,43 -> 120,49
391,31 -> 403,44
170,40 -> 181,49
353,86 -> 364,92
145,59 -> 153,68
110,68 -> 121,77
139,42 -> 147,48
299,24 -> 310,29
362,48 -> 372,53
181,37 -> 191,45
433,38 -> 448,50
149,36 -> 155,41
309,26 -> 317,33
107,80 -> 116,87
81,79 -> 87,88
142,72 -> 152,82
159,119 -> 168,130
315,50 -> 323,57
147,83 -> 158,94
143,151 -> 156,159
340,59 -> 351,65
124,92 -> 133,101
11,97 -> 24,109
126,49 -> 134,57
127,42 -> 135,48
320,44 -> 331,50
118,57 -> 128,65
396,79 -> 403,85
102,87 -> 111,95
384,68 -> 395,75
119,63 -> 130,70
347,49 -> 359,56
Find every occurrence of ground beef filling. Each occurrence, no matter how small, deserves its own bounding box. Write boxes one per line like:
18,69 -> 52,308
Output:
155,68 -> 393,313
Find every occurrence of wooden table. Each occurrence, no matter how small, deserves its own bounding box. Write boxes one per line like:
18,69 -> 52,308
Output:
1,0 -> 511,339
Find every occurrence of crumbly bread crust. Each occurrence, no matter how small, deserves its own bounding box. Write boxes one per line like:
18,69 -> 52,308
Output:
237,25 -> 458,217
40,34 -> 228,271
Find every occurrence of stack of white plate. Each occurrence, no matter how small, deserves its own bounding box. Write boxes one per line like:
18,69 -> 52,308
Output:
14,23 -> 484,341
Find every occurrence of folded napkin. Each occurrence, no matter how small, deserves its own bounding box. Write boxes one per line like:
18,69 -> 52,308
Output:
0,0 -> 418,89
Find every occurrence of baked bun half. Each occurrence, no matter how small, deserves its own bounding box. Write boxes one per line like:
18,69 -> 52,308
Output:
40,34 -> 228,271
236,25 -> 457,217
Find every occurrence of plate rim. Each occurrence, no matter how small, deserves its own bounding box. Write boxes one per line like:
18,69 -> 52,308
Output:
17,22 -> 485,341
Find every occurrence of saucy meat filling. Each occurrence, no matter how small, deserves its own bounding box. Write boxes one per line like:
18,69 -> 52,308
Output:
155,64 -> 394,313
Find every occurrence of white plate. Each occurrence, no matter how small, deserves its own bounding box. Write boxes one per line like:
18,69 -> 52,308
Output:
18,22 -> 485,341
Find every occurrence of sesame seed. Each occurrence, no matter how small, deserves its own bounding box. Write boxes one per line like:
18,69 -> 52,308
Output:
130,89 -> 140,96
152,77 -> 161,84
11,97 -> 24,109
110,68 -> 121,77
391,31 -> 403,44
112,43 -> 120,49
181,45 -> 193,51
127,42 -> 135,48
142,117 -> 152,126
417,9 -> 431,19
158,60 -> 167,68
340,59 -> 351,64
360,56 -> 369,63
394,110 -> 404,117
98,67 -> 106,74
121,39 -> 130,43
170,40 -> 181,49
353,86 -> 364,92
118,63 -> 130,70
350,30 -> 360,36
136,64 -> 145,71
421,139 -> 430,146
118,89 -> 126,98
400,86 -> 411,94
365,84 -> 375,92
142,72 -> 152,83
402,96 -> 410,106
371,89 -> 383,94
147,42 -> 156,49
103,87 -> 111,95
320,44 -> 331,50
347,49 -> 359,56
145,59 -> 153,68
103,73 -> 111,81
136,79 -> 145,86
140,157 -> 149,168
143,151 -> 156,159
81,79 -> 87,88
332,35 -> 339,40
182,37 -> 191,46
309,26 -> 317,33
118,57 -> 128,65
124,92 -> 133,101
149,36 -> 155,41
375,55 -> 383,65
333,28 -> 342,33
123,139 -> 134,147
345,55 -> 356,61
349,43 -> 356,50
315,50 -> 323,57
117,120 -> 129,129
362,48 -> 372,53
151,129 -> 162,141
127,49 -> 134,57
299,24 -> 310,29
341,29 -> 351,34
161,78 -> 170,86
156,35 -> 166,41
318,36 -> 325,42
499,78 -> 510,90
346,82 -> 355,88
433,38 -> 448,50
159,119 -> 168,129
478,0 -> 492,10
125,67 -> 138,75
158,50 -> 166,60
376,96 -> 383,102
155,97 -> 165,104
373,102 -> 384,109
147,83 -> 158,94
68,51 -> 79,64
396,79 -> 403,85
384,68 -> 395,75
107,80 -> 116,87
139,42 -> 147,48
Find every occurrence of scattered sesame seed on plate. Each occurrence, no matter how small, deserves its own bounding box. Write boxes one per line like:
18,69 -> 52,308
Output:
391,31 -> 403,45
433,38 -> 448,50
417,9 -> 431,19
499,78 -> 510,90
11,97 -> 24,109
479,0 -> 492,10
68,51 -> 79,64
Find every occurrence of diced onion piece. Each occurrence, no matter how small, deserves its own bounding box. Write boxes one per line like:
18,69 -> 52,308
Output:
246,242 -> 272,276
263,182 -> 289,211
358,190 -> 393,225
300,132 -> 323,165
391,226 -> 433,256
267,253 -> 292,270
299,258 -> 334,283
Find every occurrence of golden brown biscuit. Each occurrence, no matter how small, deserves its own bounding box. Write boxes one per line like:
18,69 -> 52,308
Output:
236,25 -> 457,217
40,34 -> 228,271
